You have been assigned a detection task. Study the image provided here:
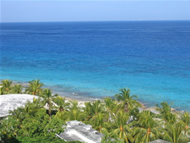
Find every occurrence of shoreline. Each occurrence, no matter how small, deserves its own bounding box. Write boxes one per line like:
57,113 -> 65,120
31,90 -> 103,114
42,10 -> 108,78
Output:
62,96 -> 180,115
1,79 -> 187,113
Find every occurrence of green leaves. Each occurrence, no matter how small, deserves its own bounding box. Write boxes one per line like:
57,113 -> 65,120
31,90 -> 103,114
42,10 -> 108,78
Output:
43,115 -> 64,139
1,107 -> 64,142
180,112 -> 190,127
115,88 -> 141,113
1,79 -> 190,143
67,101 -> 84,121
133,111 -> 161,143
11,84 -> 23,94
163,122 -> 186,143
156,102 -> 176,123
40,88 -> 58,118
25,79 -> 44,95
53,96 -> 70,112
0,115 -> 21,142
0,79 -> 13,94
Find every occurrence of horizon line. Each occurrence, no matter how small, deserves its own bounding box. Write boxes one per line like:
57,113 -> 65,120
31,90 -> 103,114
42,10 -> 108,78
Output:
1,20 -> 190,23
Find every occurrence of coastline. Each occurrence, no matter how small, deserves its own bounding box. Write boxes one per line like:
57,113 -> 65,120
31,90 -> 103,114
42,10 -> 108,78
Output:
2,80 -> 186,113
62,96 -> 179,115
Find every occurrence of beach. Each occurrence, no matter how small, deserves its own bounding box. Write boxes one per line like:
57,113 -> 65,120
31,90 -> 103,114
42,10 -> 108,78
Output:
5,80 -> 186,113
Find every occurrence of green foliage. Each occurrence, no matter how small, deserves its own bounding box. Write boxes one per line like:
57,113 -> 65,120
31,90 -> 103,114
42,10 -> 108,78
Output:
115,88 -> 141,113
163,122 -> 186,143
0,116 -> 20,142
0,108 -> 64,143
0,86 -> 4,95
53,96 -> 70,112
17,136 -> 82,143
0,134 -> 20,143
180,112 -> 190,133
133,111 -> 161,143
101,135 -> 123,143
0,79 -> 12,94
40,88 -> 58,117
0,79 -> 23,95
53,96 -> 71,121
25,79 -> 44,95
1,80 -> 190,143
104,97 -> 117,113
112,111 -> 133,143
11,84 -> 23,94
156,102 -> 176,123
84,100 -> 105,121
67,100 -> 84,121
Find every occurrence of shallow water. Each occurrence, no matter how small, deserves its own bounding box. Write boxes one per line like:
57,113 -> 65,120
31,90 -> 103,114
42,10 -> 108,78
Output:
1,21 -> 190,111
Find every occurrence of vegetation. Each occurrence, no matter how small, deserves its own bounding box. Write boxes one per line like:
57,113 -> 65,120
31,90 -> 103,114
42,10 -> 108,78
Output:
0,79 -> 190,143
0,79 -> 13,94
25,79 -> 44,95
40,88 -> 58,118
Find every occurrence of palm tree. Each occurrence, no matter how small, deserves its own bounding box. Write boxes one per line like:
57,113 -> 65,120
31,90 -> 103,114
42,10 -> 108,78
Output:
25,79 -> 44,95
101,127 -> 124,143
11,84 -> 23,94
67,101 -> 84,121
180,112 -> 190,136
52,96 -> 70,112
32,97 -> 44,109
1,79 -> 12,94
83,100 -> 110,132
163,122 -> 186,143
112,111 -> 133,143
91,100 -> 105,116
40,88 -> 58,118
22,101 -> 36,116
156,102 -> 172,115
156,102 -> 176,123
9,107 -> 25,121
53,96 -> 70,121
0,86 -> 3,95
90,112 -> 109,132
101,127 -> 125,143
104,97 -> 117,114
115,88 -> 141,112
83,102 -> 93,121
83,100 -> 105,121
23,99 -> 44,117
103,97 -> 117,122
133,111 -> 161,143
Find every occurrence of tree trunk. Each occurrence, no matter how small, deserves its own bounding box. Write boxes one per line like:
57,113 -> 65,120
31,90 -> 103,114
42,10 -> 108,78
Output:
49,104 -> 51,119
60,106 -> 64,112
49,99 -> 51,119
124,103 -> 128,112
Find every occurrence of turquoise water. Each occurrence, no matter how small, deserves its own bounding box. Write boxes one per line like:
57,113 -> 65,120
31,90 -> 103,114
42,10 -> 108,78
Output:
0,21 -> 190,110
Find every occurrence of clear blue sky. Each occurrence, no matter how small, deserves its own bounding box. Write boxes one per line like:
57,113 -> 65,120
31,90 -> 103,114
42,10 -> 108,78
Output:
1,0 -> 190,22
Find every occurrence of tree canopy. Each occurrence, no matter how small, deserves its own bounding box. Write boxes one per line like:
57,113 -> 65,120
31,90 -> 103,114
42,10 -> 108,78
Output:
0,79 -> 190,143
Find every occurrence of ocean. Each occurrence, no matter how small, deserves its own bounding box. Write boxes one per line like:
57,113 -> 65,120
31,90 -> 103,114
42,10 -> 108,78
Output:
0,21 -> 190,111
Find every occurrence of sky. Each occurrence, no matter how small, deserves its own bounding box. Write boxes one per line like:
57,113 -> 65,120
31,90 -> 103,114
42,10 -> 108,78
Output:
1,0 -> 190,22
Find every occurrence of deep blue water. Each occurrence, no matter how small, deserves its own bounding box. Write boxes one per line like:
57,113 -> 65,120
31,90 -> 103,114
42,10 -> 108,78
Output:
0,21 -> 190,111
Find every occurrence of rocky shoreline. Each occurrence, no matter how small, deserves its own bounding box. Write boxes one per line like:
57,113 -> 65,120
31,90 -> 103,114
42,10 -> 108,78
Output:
4,80 -> 186,114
